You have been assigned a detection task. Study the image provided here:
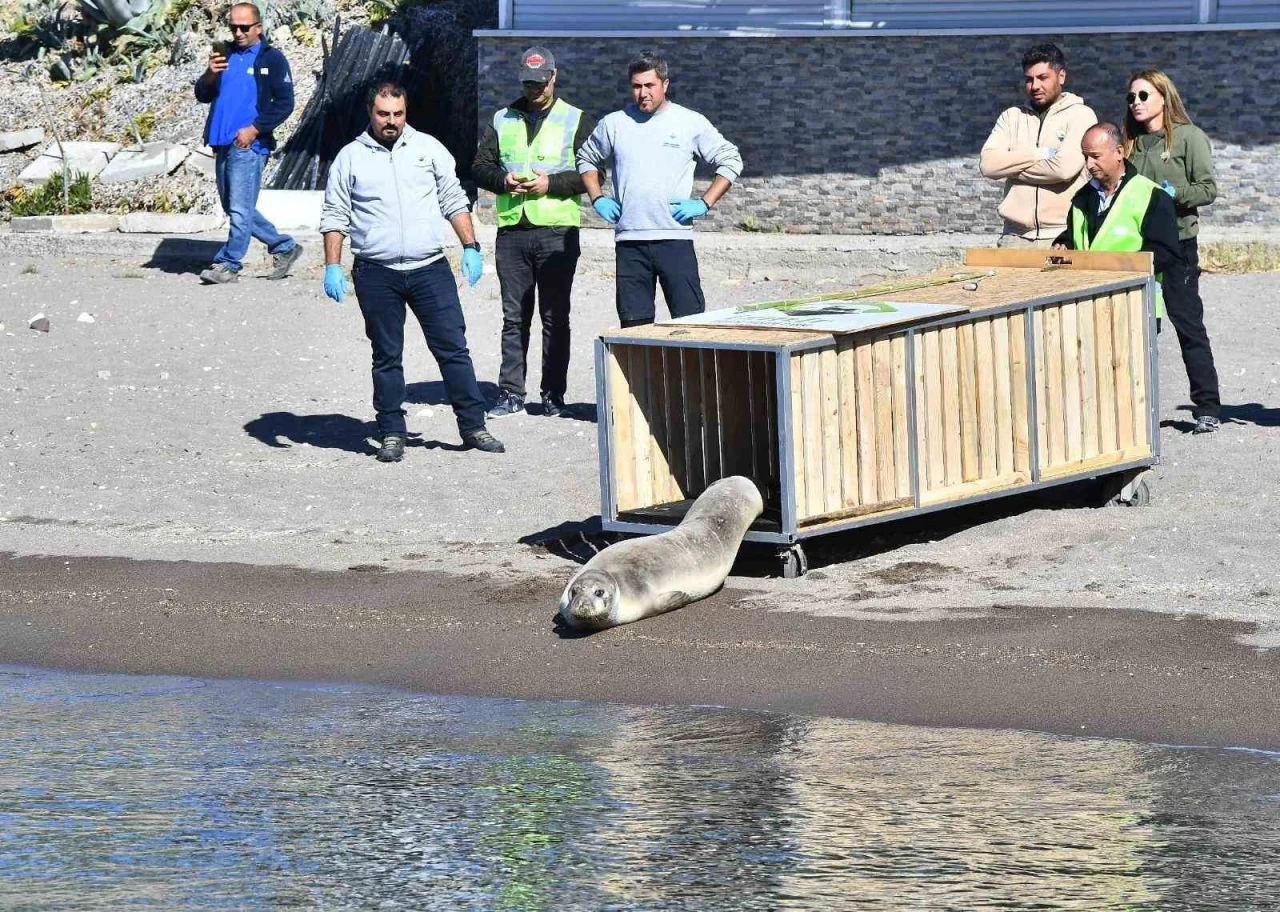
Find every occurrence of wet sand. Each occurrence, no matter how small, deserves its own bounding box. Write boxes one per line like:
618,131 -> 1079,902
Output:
2,553 -> 1276,750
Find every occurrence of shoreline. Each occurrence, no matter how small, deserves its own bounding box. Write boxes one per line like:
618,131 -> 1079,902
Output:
2,553 -> 1277,751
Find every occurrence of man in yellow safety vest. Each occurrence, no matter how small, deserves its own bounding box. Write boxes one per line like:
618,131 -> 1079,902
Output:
473,47 -> 597,419
1054,121 -> 1181,286
1054,122 -> 1183,320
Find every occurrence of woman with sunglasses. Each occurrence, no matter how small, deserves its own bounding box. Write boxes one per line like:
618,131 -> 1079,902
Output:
1123,70 -> 1222,434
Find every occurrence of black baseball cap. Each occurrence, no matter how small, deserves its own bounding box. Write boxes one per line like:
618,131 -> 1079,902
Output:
519,46 -> 555,83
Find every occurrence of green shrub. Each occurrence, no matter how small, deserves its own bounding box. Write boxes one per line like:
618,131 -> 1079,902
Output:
10,173 -> 95,217
123,111 -> 156,143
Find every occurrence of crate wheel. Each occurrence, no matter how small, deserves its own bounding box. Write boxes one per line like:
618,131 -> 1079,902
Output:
779,544 -> 809,579
1101,469 -> 1151,508
1113,477 -> 1150,507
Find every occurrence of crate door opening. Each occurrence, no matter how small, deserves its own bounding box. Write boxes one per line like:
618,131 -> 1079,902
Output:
605,342 -> 781,528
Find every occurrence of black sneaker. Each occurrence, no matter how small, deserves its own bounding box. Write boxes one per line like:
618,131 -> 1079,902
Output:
540,391 -> 566,417
376,433 -> 406,462
267,242 -> 303,280
462,428 -> 505,453
486,391 -> 525,419
1192,415 -> 1220,435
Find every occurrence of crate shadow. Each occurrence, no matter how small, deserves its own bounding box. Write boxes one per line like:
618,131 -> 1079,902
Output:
773,478 -> 1114,576
526,477 -> 1117,580
520,517 -> 621,565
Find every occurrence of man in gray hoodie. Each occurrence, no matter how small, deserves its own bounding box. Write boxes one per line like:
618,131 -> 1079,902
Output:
578,52 -> 743,326
320,81 -> 503,462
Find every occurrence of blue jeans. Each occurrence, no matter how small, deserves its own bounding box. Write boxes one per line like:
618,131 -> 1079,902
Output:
212,145 -> 294,271
352,257 -> 486,437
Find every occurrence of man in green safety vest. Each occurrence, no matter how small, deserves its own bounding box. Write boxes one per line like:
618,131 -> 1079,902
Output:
1054,122 -> 1183,322
473,47 -> 597,420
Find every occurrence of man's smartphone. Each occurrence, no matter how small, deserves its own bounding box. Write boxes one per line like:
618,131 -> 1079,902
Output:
210,39 -> 229,58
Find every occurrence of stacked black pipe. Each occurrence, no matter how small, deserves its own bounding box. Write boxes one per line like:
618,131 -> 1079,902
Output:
269,18 -> 413,191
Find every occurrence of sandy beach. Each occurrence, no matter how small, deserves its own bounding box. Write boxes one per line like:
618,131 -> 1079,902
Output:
1,228 -> 1278,748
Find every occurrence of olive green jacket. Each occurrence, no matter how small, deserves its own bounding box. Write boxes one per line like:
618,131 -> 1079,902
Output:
1127,123 -> 1216,240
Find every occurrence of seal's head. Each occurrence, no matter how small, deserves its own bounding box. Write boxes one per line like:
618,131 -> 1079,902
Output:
559,569 -> 620,630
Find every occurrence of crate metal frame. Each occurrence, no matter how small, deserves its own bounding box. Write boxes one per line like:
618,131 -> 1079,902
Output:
595,265 -> 1159,550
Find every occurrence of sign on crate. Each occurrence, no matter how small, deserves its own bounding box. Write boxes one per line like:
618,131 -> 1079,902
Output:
667,298 -> 966,333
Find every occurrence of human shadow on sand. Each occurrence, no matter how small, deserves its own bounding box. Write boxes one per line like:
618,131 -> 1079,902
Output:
1161,402 -> 1280,434
142,239 -> 226,276
243,411 -> 467,455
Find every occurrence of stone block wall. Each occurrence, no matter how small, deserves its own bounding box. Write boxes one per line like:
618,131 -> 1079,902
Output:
475,30 -> 1278,234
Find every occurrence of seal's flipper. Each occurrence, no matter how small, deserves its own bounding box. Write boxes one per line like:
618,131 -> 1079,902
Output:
653,591 -> 692,614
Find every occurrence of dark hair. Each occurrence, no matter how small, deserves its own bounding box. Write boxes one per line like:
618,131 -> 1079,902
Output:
1021,43 -> 1066,72
1086,122 -> 1124,148
628,51 -> 669,81
367,80 -> 407,108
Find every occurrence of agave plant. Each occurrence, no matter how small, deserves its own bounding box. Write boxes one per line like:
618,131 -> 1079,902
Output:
79,0 -> 154,28
14,0 -> 76,54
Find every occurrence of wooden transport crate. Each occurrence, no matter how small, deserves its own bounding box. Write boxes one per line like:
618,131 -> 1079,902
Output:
594,249 -> 1159,560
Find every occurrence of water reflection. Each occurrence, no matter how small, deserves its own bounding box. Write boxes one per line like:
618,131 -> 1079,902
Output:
0,667 -> 1276,910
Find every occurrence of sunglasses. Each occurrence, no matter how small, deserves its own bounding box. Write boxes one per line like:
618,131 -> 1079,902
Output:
229,22 -> 259,32
1126,90 -> 1153,105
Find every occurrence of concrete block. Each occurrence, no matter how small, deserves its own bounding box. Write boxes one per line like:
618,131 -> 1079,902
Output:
19,142 -> 121,186
0,128 -> 44,152
183,146 -> 216,177
98,143 -> 190,184
255,188 -> 453,238
255,189 -> 325,231
11,214 -> 121,233
118,212 -> 226,234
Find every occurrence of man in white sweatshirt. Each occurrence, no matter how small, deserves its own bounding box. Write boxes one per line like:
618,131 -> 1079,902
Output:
319,81 -> 503,462
578,51 -> 743,326
980,43 -> 1097,248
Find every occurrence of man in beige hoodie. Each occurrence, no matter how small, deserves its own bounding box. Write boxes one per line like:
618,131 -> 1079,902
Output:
980,43 -> 1097,247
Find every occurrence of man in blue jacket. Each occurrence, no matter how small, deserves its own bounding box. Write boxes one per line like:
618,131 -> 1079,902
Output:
194,2 -> 301,285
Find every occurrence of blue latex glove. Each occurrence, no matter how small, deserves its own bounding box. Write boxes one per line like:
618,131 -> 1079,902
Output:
592,196 -> 621,224
461,247 -> 483,287
1160,179 -> 1176,198
669,198 -> 709,225
322,264 -> 349,303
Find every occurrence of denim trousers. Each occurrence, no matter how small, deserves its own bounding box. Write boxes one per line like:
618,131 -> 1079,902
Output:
495,226 -> 580,399
212,145 -> 294,271
352,257 -> 486,437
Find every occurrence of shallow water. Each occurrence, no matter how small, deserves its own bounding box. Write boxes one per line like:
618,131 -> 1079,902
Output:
1,666 -> 1278,911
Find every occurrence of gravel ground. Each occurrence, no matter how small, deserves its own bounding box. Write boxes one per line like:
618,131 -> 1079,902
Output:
1,235 -> 1277,641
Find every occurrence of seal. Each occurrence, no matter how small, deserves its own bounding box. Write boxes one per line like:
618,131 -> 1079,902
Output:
558,476 -> 764,631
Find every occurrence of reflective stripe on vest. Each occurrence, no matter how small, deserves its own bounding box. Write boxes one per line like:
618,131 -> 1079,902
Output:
1070,174 -> 1165,317
494,98 -> 582,228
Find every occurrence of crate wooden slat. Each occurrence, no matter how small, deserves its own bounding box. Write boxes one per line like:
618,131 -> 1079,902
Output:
598,249 -> 1157,547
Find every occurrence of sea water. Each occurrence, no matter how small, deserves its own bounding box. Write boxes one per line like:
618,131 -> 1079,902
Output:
1,665 -> 1277,911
